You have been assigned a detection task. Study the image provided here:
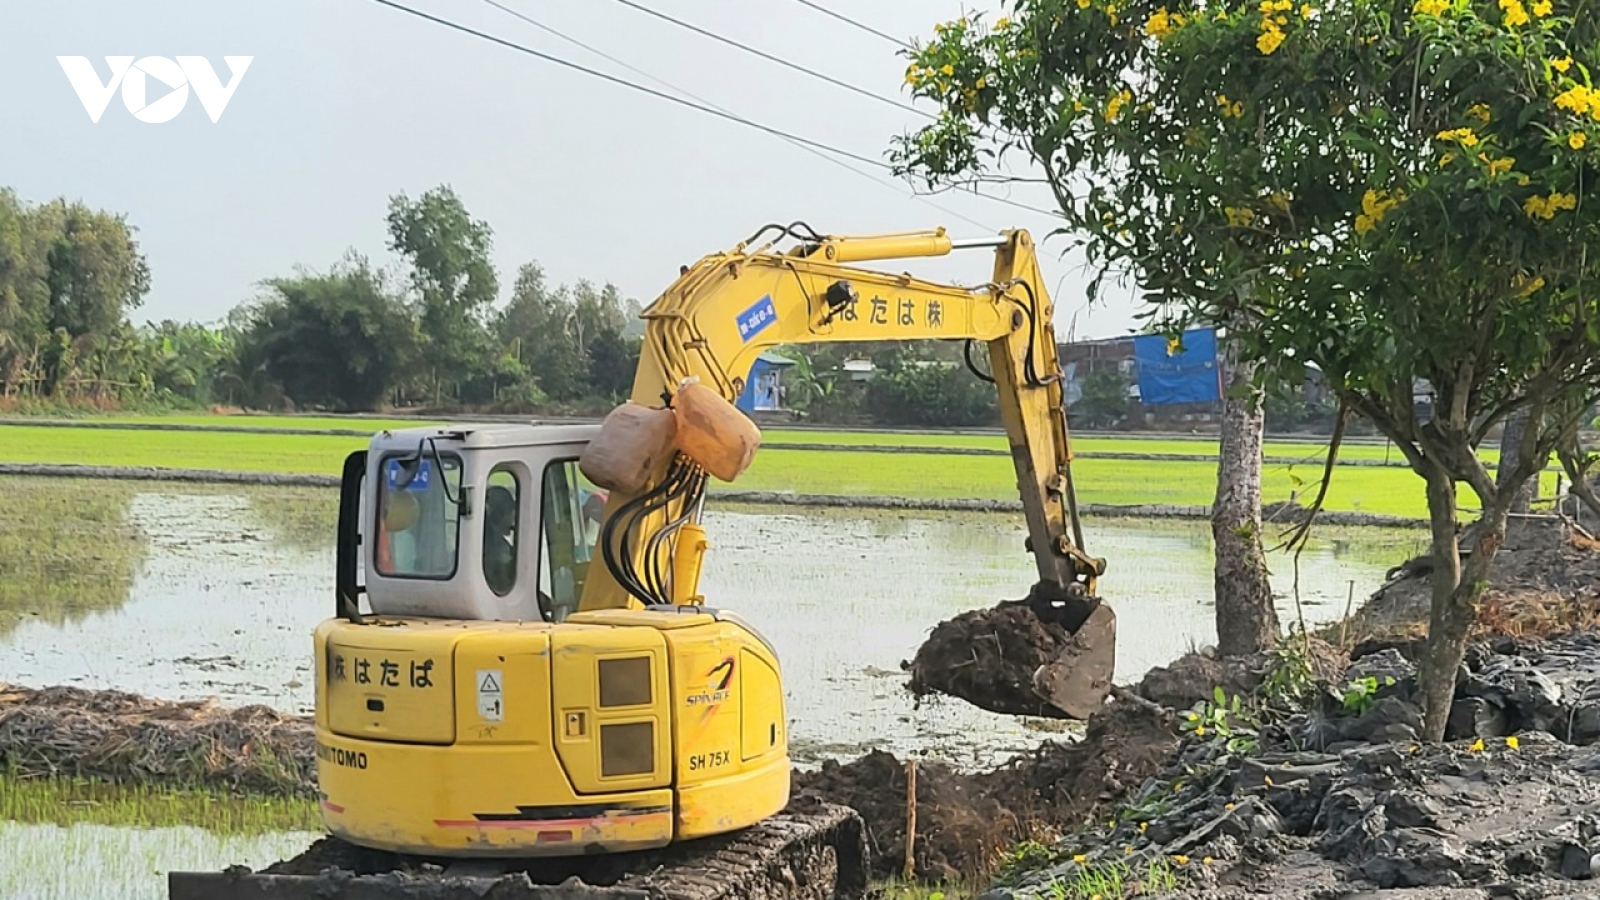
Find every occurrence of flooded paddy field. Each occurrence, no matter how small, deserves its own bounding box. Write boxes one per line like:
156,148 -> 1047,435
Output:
0,475 -> 1422,898
0,475 -> 1422,767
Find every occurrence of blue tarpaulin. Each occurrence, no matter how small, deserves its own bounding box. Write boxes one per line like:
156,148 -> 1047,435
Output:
1132,327 -> 1220,405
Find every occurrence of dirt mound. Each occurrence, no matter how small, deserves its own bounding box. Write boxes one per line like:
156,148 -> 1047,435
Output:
904,601 -> 1072,717
0,683 -> 314,795
794,700 -> 1180,882
1351,517 -> 1600,641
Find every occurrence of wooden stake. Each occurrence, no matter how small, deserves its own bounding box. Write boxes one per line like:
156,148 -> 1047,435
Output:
904,758 -> 918,882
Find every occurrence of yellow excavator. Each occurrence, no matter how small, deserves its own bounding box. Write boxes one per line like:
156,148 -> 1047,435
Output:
167,225 -> 1114,900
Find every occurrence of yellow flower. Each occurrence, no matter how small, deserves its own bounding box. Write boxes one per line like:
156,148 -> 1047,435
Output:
1195,724 -> 1208,737
1572,132 -> 1588,149
1533,0 -> 1552,13
1145,8 -> 1176,38
1500,0 -> 1529,27
1488,156 -> 1514,176
1527,192 -> 1578,219
1140,821 -> 1149,832
1301,3 -> 1316,16
1073,854 -> 1088,864
1275,14 -> 1289,23
1471,737 -> 1486,752
1269,190 -> 1291,211
1224,206 -> 1257,227
1355,188 -> 1402,234
1257,28 -> 1286,54
1507,735 -> 1521,749
1469,103 -> 1491,123
1078,0 -> 1092,8
904,67 -> 921,86
1174,855 -> 1190,865
1105,88 -> 1132,121
975,74 -> 988,89
1554,56 -> 1573,73
1413,0 -> 1449,14
1515,275 -> 1546,298
995,16 -> 1011,28
1203,857 -> 1215,865
1225,803 -> 1235,810
1556,85 -> 1592,114
940,64 -> 955,76
1124,846 -> 1133,854
1439,151 -> 1456,167
1436,127 -> 1480,147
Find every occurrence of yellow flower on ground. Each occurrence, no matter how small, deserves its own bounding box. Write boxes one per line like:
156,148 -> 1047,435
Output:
1471,737 -> 1486,752
1074,854 -> 1088,864
1124,846 -> 1133,854
1533,0 -> 1552,14
1572,132 -> 1588,150
1174,855 -> 1190,865
1258,27 -> 1286,54
1500,0 -> 1530,27
1195,724 -> 1208,737
1554,56 -> 1573,73
1203,856 -> 1214,865
1140,821 -> 1149,833
1225,803 -> 1235,811
1507,735 -> 1521,749
1413,0 -> 1449,14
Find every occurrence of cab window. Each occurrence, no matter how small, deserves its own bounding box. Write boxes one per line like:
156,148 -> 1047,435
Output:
482,467 -> 521,596
374,453 -> 463,579
539,460 -> 606,621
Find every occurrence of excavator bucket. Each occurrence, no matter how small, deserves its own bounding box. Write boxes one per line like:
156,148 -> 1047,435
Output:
1032,603 -> 1116,719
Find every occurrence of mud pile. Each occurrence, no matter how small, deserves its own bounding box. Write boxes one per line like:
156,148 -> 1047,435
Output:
903,600 -> 1075,717
0,683 -> 314,795
1352,517 -> 1600,640
793,700 -> 1180,882
990,630 -> 1600,899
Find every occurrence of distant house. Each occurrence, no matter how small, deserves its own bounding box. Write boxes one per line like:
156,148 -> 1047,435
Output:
735,351 -> 797,414
1058,327 -> 1224,426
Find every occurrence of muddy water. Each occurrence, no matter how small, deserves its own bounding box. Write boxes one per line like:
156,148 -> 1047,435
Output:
0,820 -> 316,900
0,484 -> 1420,770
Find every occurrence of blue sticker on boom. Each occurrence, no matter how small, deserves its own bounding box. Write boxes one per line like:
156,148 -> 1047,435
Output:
736,295 -> 777,342
386,458 -> 433,492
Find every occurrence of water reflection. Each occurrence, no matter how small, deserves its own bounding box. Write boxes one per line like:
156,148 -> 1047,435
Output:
0,820 -> 316,900
0,477 -> 147,637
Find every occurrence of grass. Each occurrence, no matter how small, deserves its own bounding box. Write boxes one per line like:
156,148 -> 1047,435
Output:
0,772 -> 319,834
0,420 -> 1559,519
0,477 -> 148,636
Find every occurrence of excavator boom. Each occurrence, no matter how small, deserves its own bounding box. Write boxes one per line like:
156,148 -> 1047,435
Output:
583,225 -> 1113,716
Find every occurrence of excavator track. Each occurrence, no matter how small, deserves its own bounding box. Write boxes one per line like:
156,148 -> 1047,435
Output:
167,800 -> 868,900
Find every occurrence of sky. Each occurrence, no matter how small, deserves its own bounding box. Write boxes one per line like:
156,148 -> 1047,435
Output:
2,0 -> 1143,342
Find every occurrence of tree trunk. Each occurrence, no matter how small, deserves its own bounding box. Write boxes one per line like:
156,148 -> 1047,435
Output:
1416,472 -> 1508,741
1212,349 -> 1279,657
1497,409 -> 1537,514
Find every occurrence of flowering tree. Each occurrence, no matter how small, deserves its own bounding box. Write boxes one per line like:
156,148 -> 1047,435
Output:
893,0 -> 1600,740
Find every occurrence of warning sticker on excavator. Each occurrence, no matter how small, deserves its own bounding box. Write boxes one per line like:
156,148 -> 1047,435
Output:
736,294 -> 777,342
477,669 -> 503,722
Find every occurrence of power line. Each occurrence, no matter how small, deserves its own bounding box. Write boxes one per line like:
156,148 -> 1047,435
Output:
785,0 -> 913,51
599,0 -> 934,121
478,0 -> 995,230
369,0 -> 897,172
368,0 -> 1062,222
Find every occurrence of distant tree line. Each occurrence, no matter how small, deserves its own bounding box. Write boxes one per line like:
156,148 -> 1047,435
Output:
0,185 -> 643,414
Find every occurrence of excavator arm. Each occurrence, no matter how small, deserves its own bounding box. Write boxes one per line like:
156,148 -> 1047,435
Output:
578,225 -> 1114,717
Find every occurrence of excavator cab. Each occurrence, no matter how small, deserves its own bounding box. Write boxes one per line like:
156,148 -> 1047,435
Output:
313,423 -> 791,858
